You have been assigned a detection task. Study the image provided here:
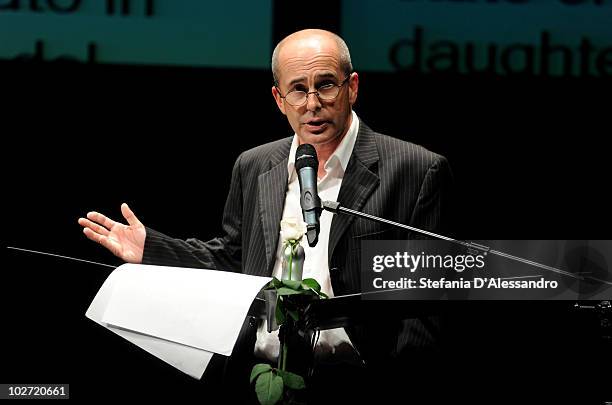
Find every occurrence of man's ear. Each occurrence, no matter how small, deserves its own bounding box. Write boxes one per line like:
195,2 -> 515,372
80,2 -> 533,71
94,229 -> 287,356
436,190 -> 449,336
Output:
272,86 -> 287,115
348,72 -> 359,106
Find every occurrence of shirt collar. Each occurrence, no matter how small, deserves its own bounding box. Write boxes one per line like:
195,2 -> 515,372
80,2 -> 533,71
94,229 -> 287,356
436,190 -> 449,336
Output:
287,110 -> 360,180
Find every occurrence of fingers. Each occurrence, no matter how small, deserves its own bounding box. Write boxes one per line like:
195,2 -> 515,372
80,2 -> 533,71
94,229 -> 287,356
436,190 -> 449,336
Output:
83,228 -> 108,246
121,203 -> 142,227
78,217 -> 110,236
82,226 -> 103,243
82,227 -> 115,253
86,211 -> 117,230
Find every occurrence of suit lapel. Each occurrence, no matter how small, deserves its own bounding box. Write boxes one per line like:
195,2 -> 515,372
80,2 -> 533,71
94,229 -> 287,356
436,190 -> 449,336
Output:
328,123 -> 380,260
258,139 -> 292,276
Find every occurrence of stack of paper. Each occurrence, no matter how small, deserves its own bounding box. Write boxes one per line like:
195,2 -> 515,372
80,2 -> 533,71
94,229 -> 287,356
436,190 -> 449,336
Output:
86,263 -> 271,379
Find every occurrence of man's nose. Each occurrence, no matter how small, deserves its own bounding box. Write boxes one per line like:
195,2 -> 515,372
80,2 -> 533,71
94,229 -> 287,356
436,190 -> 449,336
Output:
305,91 -> 322,111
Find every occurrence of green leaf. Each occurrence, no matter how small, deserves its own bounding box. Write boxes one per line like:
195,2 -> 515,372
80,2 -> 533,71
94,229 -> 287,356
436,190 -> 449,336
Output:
301,278 -> 321,292
276,287 -> 303,296
277,369 -> 306,390
255,370 -> 284,405
275,299 -> 285,325
270,277 -> 283,289
250,363 -> 272,384
281,280 -> 302,290
287,309 -> 299,322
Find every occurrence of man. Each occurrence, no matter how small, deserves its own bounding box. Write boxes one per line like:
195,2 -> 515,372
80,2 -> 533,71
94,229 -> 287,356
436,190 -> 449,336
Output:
79,29 -> 452,400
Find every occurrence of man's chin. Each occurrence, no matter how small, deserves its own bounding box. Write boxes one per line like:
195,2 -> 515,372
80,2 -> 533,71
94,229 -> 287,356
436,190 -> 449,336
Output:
299,129 -> 336,145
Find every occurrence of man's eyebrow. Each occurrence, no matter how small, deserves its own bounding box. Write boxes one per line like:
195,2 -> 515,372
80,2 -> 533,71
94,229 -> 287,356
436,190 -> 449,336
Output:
286,73 -> 339,88
287,76 -> 307,88
316,73 -> 338,80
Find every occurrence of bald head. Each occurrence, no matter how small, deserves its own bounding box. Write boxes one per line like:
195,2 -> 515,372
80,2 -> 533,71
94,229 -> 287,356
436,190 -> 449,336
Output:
271,29 -> 352,85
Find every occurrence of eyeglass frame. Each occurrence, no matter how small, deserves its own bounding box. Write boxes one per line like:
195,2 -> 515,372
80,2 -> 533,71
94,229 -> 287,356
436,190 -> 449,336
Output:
275,74 -> 352,107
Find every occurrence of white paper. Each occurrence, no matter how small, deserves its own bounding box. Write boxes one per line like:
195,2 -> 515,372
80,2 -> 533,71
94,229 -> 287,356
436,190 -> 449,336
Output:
86,263 -> 271,379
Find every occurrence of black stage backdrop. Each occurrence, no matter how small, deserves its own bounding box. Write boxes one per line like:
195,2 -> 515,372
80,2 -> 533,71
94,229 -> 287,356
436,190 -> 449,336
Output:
3,2 -> 611,403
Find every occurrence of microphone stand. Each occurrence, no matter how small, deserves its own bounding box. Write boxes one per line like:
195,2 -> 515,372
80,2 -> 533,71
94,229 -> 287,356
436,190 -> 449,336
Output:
322,200 -> 611,285
323,200 -> 612,348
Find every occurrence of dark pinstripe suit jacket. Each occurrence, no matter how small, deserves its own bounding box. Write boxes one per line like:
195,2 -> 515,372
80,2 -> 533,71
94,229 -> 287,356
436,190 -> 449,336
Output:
142,121 -> 452,364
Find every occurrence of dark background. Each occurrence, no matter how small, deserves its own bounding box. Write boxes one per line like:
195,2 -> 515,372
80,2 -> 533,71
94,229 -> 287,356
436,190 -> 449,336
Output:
3,1 -> 611,402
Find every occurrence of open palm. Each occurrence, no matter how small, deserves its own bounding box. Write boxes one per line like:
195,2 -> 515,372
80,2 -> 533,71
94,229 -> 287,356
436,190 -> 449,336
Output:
78,203 -> 146,263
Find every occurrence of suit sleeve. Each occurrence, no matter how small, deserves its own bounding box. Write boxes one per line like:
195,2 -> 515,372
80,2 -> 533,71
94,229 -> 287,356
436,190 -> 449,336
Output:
140,153 -> 244,272
394,154 -> 453,360
408,154 -> 453,235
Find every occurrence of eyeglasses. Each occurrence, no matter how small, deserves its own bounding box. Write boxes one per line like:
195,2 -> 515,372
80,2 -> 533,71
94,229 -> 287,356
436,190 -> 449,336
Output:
276,75 -> 351,107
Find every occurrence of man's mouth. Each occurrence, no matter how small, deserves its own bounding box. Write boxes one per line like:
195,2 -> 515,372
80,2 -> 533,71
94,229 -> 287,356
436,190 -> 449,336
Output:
305,120 -> 327,134
305,119 -> 326,125
304,120 -> 329,133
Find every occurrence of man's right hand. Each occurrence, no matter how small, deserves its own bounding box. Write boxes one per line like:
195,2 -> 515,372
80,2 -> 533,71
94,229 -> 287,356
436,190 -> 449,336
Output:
78,203 -> 146,263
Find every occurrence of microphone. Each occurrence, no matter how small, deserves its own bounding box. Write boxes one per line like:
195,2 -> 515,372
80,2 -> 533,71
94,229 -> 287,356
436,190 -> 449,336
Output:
295,144 -> 322,247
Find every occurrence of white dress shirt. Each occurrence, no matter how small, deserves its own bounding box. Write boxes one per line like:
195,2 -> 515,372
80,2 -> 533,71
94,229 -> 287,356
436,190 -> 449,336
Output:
254,110 -> 361,364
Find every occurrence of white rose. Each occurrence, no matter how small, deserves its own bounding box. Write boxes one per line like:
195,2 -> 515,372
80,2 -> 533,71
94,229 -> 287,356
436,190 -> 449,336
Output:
280,217 -> 307,242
